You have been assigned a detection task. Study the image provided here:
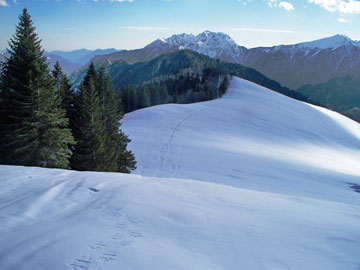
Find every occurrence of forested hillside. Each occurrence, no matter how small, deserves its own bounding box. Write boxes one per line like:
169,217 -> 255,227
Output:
70,50 -> 310,112
298,75 -> 360,122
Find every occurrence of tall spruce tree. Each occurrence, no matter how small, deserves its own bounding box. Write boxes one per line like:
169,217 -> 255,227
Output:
71,64 -> 136,172
52,62 -> 75,116
71,63 -> 107,171
0,9 -> 74,168
97,68 -> 136,172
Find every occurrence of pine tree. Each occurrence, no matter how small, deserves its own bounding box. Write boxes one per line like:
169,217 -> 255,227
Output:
71,63 -> 107,171
52,62 -> 73,111
52,61 -> 76,127
96,68 -> 136,172
137,86 -> 151,109
128,86 -> 138,111
159,83 -> 169,104
0,9 -> 74,168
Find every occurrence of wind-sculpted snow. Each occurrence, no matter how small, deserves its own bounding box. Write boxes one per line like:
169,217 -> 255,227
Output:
0,77 -> 360,269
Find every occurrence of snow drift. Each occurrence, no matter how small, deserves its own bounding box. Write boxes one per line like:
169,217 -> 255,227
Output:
0,77 -> 360,269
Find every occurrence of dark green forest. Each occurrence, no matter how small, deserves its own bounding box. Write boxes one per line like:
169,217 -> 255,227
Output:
298,75 -> 360,122
0,9 -> 136,172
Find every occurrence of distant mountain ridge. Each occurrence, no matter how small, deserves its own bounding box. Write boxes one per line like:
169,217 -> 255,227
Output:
44,54 -> 82,75
0,48 -> 121,75
48,48 -> 120,65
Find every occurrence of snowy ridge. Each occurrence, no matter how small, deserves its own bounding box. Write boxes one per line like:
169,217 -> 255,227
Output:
145,31 -> 360,89
1,78 -> 360,269
147,30 -> 246,59
295,34 -> 360,50
147,31 -> 360,57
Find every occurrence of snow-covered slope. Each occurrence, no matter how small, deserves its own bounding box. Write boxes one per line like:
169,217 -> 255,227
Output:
1,77 -> 360,269
122,78 -> 360,201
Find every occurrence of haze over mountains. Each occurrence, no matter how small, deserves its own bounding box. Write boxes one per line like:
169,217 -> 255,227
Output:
0,48 -> 120,75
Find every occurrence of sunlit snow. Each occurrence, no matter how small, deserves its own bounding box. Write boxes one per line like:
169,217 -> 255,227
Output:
1,78 -> 359,270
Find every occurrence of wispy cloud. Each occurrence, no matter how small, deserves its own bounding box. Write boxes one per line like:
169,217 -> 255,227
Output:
279,1 -> 294,10
265,0 -> 295,10
338,17 -> 349,23
308,0 -> 360,14
0,0 -> 9,7
266,0 -> 278,7
78,0 -> 135,2
238,0 -> 253,6
229,27 -> 294,33
110,0 -> 134,2
119,26 -> 177,31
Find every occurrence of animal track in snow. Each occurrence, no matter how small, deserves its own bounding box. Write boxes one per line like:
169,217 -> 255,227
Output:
67,204 -> 144,269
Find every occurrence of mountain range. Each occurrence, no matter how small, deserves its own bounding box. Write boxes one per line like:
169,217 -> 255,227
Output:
85,31 -> 360,122
2,32 -> 359,122
95,31 -> 360,90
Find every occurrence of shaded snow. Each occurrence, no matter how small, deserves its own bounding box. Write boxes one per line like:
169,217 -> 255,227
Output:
1,78 -> 360,269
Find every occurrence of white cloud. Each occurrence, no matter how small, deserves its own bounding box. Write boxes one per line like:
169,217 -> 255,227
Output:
119,26 -> 177,31
308,0 -> 360,14
279,1 -> 294,10
110,0 -> 134,2
0,0 -> 9,6
267,0 -> 278,7
338,17 -> 349,22
266,0 -> 294,10
238,0 -> 253,5
229,27 -> 294,33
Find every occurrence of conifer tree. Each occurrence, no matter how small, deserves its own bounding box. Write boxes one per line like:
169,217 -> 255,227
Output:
0,9 -> 74,168
52,61 -> 76,126
71,63 -> 107,171
96,68 -> 136,172
52,62 -> 73,110
137,86 -> 151,109
159,84 -> 169,104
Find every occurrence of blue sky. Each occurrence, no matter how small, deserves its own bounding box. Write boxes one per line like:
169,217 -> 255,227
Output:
1,0 -> 360,51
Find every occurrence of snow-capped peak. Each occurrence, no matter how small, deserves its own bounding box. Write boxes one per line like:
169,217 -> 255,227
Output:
147,30 -> 244,58
159,37 -> 168,43
295,34 -> 360,50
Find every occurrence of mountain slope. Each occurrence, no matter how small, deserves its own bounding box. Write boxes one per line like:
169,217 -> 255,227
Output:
298,75 -> 360,122
69,50 -> 308,105
1,77 -> 359,269
44,53 -> 82,75
243,42 -> 360,89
